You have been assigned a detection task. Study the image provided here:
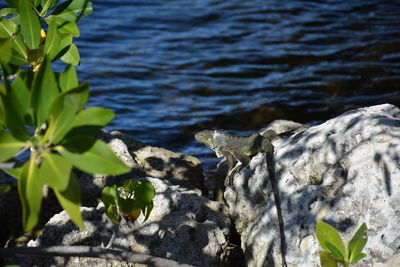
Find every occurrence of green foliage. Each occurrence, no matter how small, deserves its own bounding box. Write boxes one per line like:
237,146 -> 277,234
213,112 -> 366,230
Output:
101,179 -> 155,224
316,220 -> 368,267
0,0 -> 132,232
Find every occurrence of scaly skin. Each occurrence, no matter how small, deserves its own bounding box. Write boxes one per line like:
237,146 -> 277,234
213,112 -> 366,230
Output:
195,128 -> 287,267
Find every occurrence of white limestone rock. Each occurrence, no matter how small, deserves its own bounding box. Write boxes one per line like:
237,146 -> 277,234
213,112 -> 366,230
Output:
8,178 -> 230,267
225,104 -> 400,266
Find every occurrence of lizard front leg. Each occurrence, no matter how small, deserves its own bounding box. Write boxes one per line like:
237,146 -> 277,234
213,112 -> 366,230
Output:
226,151 -> 251,186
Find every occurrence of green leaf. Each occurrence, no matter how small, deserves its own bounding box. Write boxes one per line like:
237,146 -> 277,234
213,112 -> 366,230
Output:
44,19 -> 60,61
10,74 -> 31,123
0,184 -> 11,194
351,253 -> 366,263
319,251 -> 338,267
0,96 -> 5,127
0,37 -> 13,64
3,166 -> 22,179
31,58 -> 59,125
60,43 -> 79,65
40,153 -> 72,191
40,0 -> 57,16
73,107 -> 114,128
1,93 -> 30,140
142,201 -> 153,222
59,135 -> 96,153
10,32 -> 28,65
0,8 -> 18,17
57,139 -> 131,175
325,242 -> 345,260
316,220 -> 346,260
19,0 -> 42,49
0,18 -> 17,38
50,0 -> 93,22
101,185 -> 120,224
0,131 -> 26,162
347,223 -> 368,264
46,82 -> 89,143
18,156 -> 44,232
0,82 -> 5,94
57,32 -> 72,57
59,65 -> 78,92
58,21 -> 79,37
53,171 -> 84,229
136,180 -> 155,205
32,0 -> 42,7
5,0 -> 19,9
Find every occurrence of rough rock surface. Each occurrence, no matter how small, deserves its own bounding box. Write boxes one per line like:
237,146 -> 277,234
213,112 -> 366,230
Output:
5,178 -> 230,266
78,130 -> 205,205
224,104 -> 400,266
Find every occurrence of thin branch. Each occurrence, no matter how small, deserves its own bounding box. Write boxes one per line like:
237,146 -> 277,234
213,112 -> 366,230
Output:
0,246 -> 195,267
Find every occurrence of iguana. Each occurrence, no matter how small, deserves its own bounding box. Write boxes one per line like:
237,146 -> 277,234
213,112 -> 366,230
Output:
195,122 -> 304,267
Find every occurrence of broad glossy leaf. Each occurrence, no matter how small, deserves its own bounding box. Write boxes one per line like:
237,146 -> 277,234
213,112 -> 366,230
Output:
10,74 -> 30,123
53,171 -> 84,229
142,201 -> 153,222
11,32 -> 28,65
48,83 -> 88,121
3,166 -> 22,179
347,223 -> 368,264
0,82 -> 5,94
101,185 -> 120,224
57,139 -> 131,175
0,8 -> 17,17
351,253 -> 366,263
18,156 -> 44,232
101,185 -> 118,207
2,93 -> 30,140
73,107 -> 114,128
0,18 -> 17,38
0,96 -> 5,126
59,65 -> 77,92
50,0 -> 93,22
325,242 -> 344,260
0,131 -> 26,162
316,220 -> 346,260
47,82 -> 89,143
123,179 -> 137,197
5,0 -> 19,9
31,58 -> 59,125
40,153 -> 71,191
32,0 -> 42,7
136,180 -> 155,205
0,37 -> 12,64
59,135 -> 96,153
44,19 -> 60,61
19,0 -> 41,49
319,251 -> 338,267
40,0 -> 57,16
0,184 -> 11,194
58,21 -> 79,37
60,43 -> 79,65
57,32 -> 72,57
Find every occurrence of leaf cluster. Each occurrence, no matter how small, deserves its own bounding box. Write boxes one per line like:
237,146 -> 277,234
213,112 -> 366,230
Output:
316,220 -> 368,267
0,0 -> 131,232
101,179 -> 155,224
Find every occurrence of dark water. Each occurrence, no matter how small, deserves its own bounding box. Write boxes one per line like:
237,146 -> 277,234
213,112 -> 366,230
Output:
75,0 -> 400,170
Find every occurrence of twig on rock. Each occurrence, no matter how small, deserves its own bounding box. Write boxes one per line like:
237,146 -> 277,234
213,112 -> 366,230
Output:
0,246 -> 195,267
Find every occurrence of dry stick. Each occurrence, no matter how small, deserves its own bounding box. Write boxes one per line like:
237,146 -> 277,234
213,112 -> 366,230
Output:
0,246 -> 195,267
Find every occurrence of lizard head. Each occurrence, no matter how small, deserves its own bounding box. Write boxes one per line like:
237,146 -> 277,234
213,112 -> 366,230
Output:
195,130 -> 215,148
